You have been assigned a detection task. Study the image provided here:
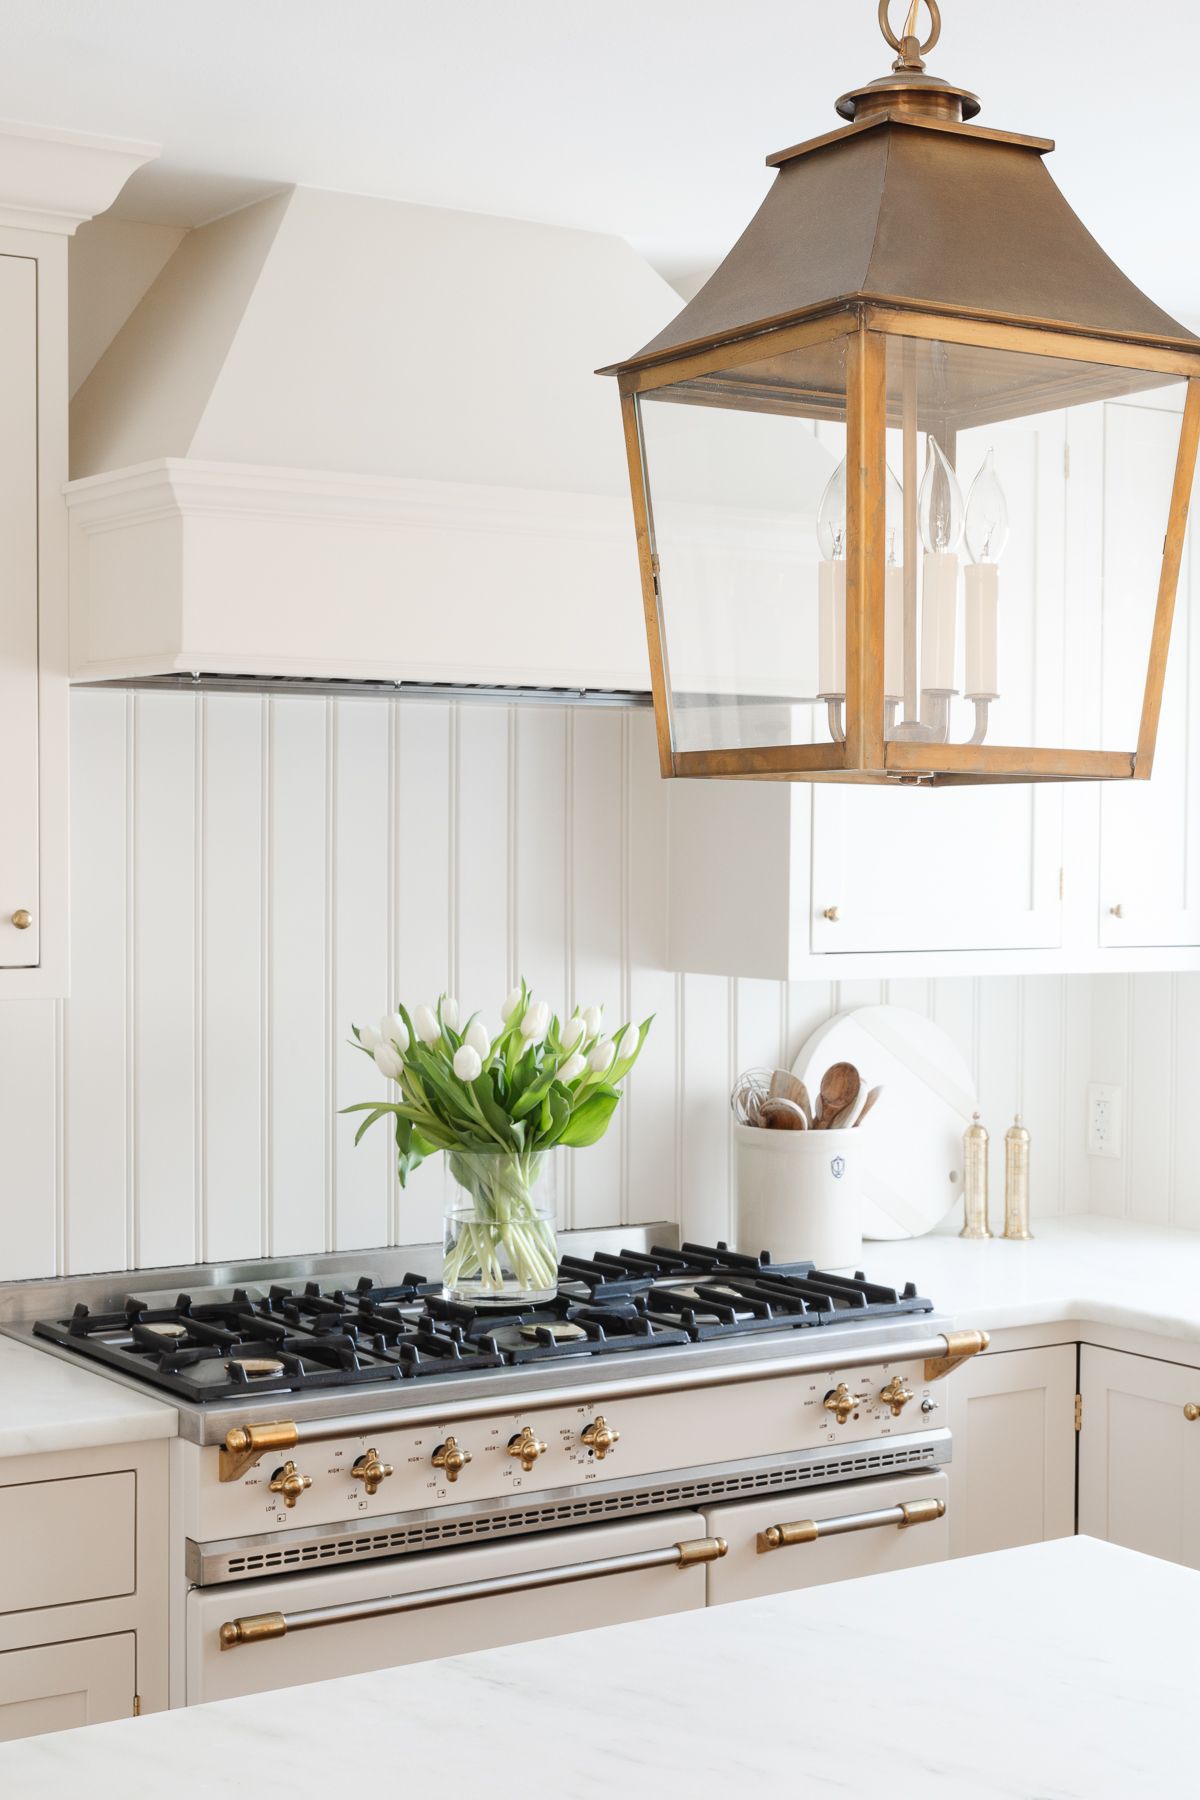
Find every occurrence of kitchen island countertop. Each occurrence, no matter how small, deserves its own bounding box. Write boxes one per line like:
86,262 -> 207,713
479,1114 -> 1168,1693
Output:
0,1536 -> 1190,1797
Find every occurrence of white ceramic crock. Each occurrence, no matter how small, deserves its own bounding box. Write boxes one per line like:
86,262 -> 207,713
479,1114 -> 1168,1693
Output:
734,1123 -> 862,1269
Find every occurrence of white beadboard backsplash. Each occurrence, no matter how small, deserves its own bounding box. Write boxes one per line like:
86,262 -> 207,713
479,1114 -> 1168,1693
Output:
0,689 -> 1183,1281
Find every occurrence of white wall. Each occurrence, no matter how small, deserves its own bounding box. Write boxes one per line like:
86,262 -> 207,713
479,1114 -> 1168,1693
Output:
0,688 -> 1107,1283
1088,973 -> 1200,1228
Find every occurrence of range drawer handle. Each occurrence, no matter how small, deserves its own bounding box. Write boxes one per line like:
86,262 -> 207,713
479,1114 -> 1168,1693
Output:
218,1536 -> 728,1649
757,1497 -> 945,1553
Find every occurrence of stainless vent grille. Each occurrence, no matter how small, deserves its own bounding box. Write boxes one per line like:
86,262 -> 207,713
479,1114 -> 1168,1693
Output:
189,1438 -> 945,1586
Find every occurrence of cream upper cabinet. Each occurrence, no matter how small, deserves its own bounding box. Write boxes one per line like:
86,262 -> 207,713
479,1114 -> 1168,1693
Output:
664,389 -> 1200,978
0,251 -> 45,974
0,131 -> 158,994
946,1345 -> 1077,1560
1078,1345 -> 1200,1568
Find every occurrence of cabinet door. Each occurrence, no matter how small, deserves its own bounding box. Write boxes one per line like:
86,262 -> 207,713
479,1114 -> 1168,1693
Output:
947,1345 -> 1077,1558
1078,1346 -> 1200,1566
0,1633 -> 135,1742
0,253 -> 39,969
811,419 -> 1064,956
1099,396 -> 1200,949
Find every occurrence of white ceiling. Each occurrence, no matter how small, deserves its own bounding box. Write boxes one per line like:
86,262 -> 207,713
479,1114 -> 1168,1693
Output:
6,0 -> 1200,313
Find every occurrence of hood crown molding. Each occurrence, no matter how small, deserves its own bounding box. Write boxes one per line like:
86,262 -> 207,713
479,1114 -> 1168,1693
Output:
0,121 -> 158,236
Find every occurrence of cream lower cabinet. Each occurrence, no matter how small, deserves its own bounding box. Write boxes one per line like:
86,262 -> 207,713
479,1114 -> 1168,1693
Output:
1078,1346 -> 1200,1566
0,1440 -> 169,1742
946,1345 -> 1078,1558
0,1633 -> 136,1743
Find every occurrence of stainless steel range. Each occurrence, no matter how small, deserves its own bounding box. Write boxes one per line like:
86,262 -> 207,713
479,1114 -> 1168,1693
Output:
5,1228 -> 987,1706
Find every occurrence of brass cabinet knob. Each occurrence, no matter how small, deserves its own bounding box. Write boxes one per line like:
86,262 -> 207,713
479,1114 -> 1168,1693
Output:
1110,904 -> 1125,919
581,1415 -> 621,1460
432,1436 -> 472,1482
11,910 -> 32,930
880,1376 -> 915,1418
1185,1404 -> 1200,1422
507,1426 -> 548,1472
351,1448 -> 394,1496
823,906 -> 840,923
268,1461 -> 312,1508
823,1383 -> 871,1426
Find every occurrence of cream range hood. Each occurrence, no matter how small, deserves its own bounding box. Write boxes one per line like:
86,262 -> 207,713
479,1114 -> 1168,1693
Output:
66,186 -> 677,695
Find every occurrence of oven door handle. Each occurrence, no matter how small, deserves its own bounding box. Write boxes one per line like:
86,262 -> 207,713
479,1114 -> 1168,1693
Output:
218,1535 -> 727,1649
756,1497 -> 945,1552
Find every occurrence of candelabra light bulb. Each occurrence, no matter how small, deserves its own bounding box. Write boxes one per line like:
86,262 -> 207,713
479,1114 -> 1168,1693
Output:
965,448 -> 1010,566
918,435 -> 964,555
816,455 -> 848,560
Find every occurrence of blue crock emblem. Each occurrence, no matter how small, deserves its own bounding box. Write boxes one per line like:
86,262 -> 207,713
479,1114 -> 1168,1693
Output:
830,1156 -> 846,1179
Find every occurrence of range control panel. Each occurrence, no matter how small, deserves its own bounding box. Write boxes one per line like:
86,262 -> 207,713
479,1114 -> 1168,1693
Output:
185,1357 -> 943,1541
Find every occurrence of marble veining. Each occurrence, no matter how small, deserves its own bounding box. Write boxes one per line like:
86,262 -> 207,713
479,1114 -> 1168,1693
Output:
0,1538 -> 1192,1797
0,1332 -> 176,1458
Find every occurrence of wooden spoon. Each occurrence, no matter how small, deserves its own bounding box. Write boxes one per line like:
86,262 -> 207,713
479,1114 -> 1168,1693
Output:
760,1097 -> 808,1131
817,1061 -> 860,1130
769,1068 -> 811,1115
854,1085 -> 884,1128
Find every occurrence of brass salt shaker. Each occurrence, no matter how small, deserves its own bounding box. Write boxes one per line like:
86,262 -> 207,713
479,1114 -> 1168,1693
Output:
1003,1114 -> 1033,1240
960,1113 -> 992,1239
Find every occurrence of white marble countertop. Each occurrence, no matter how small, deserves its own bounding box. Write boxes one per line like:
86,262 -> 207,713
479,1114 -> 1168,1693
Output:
863,1213 -> 1200,1345
0,1537 -> 1191,1796
0,1332 -> 176,1459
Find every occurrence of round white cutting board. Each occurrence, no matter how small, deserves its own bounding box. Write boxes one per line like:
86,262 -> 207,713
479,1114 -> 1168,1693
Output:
793,1005 -> 976,1240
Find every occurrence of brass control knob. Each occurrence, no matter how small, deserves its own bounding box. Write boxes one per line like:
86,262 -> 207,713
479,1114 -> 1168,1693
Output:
268,1461 -> 312,1508
507,1426 -> 548,1472
1185,1404 -> 1200,1422
432,1436 -> 472,1483
581,1416 -> 620,1460
351,1448 -> 394,1496
823,1383 -> 871,1426
880,1376 -> 915,1418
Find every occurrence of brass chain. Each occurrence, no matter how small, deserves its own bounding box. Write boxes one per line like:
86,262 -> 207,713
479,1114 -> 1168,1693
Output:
877,0 -> 942,64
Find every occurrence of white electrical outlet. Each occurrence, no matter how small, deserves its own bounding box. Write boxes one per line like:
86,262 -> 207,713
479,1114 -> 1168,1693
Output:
1087,1083 -> 1123,1158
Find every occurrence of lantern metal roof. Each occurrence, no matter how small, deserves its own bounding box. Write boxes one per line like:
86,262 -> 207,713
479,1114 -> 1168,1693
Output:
604,9 -> 1199,379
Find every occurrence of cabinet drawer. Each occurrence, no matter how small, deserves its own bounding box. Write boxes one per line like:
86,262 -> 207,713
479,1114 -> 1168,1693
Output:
0,1472 -> 135,1614
0,1632 -> 135,1741
703,1470 -> 949,1605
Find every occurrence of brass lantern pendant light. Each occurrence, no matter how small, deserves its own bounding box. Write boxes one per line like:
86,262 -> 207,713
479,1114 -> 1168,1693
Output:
602,0 -> 1200,786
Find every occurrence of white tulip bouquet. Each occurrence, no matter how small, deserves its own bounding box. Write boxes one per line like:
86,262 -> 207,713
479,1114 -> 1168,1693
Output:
346,984 -> 651,1300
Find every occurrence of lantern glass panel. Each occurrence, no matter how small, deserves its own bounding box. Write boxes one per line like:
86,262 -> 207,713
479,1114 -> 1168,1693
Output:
636,336 -> 850,757
879,333 -> 1189,759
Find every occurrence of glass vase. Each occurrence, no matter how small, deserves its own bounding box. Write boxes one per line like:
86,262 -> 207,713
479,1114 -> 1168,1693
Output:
442,1149 -> 559,1306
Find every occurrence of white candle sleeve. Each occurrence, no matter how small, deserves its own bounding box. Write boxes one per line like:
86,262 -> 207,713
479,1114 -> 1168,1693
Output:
921,551 -> 959,693
817,559 -> 847,697
964,562 -> 1000,699
884,564 -> 904,701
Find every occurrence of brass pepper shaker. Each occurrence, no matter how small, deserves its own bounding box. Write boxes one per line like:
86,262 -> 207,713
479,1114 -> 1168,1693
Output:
960,1113 -> 992,1239
1003,1114 -> 1033,1240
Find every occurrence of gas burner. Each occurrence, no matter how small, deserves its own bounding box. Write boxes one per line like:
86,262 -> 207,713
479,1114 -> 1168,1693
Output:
234,1357 -> 286,1379
518,1319 -> 589,1343
31,1240 -> 934,1400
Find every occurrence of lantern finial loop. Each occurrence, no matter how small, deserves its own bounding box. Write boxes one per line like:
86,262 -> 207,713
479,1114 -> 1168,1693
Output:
878,0 -> 941,70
